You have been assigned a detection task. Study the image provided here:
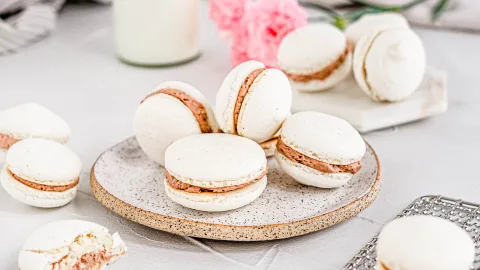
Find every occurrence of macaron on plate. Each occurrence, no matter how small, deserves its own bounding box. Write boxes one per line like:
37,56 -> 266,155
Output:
90,135 -> 381,241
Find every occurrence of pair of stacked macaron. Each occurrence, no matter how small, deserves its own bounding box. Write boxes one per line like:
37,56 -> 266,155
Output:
163,111 -> 366,212
134,60 -> 292,166
277,13 -> 425,102
0,103 -> 82,208
134,61 -> 292,212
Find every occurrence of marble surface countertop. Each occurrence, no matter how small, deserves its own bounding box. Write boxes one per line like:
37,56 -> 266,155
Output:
1,2 -> 480,270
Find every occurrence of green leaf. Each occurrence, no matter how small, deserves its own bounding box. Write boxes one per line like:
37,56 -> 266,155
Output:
432,0 -> 448,21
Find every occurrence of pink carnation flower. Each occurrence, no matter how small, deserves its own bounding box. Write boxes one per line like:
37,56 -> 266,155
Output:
233,0 -> 308,68
209,0 -> 248,37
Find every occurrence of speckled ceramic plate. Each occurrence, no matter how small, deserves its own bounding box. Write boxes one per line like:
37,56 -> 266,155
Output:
91,137 -> 381,241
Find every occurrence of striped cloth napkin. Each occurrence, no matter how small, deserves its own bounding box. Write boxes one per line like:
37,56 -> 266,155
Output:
0,0 -> 110,55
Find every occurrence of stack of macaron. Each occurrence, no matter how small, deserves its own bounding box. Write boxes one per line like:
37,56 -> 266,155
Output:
0,103 -> 84,208
277,14 -> 425,102
134,62 -> 369,212
132,61 -> 292,211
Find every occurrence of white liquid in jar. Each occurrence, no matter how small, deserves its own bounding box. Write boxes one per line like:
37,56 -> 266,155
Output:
114,0 -> 200,66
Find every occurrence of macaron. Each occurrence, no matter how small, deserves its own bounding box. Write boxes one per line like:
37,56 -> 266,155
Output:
1,138 -> 81,208
277,23 -> 352,92
134,81 -> 220,167
18,220 -> 127,270
0,103 -> 70,162
275,111 -> 365,188
345,12 -> 409,46
215,60 -> 292,145
353,27 -> 426,102
164,133 -> 268,212
377,216 -> 475,270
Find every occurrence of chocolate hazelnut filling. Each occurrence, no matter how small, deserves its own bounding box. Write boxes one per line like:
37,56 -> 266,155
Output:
53,250 -> 119,270
165,167 -> 267,193
8,168 -> 79,192
233,68 -> 266,134
0,133 -> 20,149
284,42 -> 352,82
277,138 -> 361,174
141,89 -> 213,133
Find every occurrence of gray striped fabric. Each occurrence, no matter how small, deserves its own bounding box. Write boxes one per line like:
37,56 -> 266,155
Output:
0,0 -> 110,55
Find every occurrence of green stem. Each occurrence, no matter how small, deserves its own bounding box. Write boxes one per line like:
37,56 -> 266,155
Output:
432,0 -> 448,21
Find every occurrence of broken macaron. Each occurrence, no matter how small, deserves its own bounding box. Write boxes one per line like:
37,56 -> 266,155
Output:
1,138 -> 81,208
275,112 -> 365,188
164,133 -> 268,212
277,23 -> 352,92
18,220 -> 127,270
134,81 -> 220,167
215,60 -> 292,154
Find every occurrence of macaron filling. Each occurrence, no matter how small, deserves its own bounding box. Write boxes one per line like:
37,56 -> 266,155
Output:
7,168 -> 78,192
0,133 -> 20,149
141,88 -> 213,133
233,68 -> 266,134
283,42 -> 351,82
276,138 -> 361,174
165,167 -> 268,193
54,250 -> 116,269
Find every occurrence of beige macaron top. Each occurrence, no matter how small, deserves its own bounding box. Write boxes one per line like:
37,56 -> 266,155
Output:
6,138 -> 81,186
277,23 -> 348,75
165,133 -> 267,188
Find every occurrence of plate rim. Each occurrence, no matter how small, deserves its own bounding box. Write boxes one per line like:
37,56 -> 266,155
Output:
90,138 -> 382,241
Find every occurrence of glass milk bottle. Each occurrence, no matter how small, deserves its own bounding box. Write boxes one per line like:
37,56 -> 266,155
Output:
113,0 -> 200,66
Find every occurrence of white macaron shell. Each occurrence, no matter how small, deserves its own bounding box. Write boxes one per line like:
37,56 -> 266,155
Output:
134,95 -> 200,167
353,28 -> 426,102
154,81 -> 220,132
1,166 -> 78,207
288,53 -> 352,92
6,138 -> 81,185
345,12 -> 409,46
275,151 -> 352,188
22,220 -> 107,251
165,134 -> 267,188
0,103 -> 70,143
377,216 -> 475,270
277,23 -> 347,75
215,60 -> 265,133
237,68 -> 292,143
164,176 -> 267,212
280,112 -> 365,165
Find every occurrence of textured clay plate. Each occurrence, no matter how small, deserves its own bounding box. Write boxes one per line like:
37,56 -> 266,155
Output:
91,137 -> 381,241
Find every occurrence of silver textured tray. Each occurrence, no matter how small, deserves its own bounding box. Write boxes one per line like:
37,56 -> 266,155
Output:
343,195 -> 480,270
